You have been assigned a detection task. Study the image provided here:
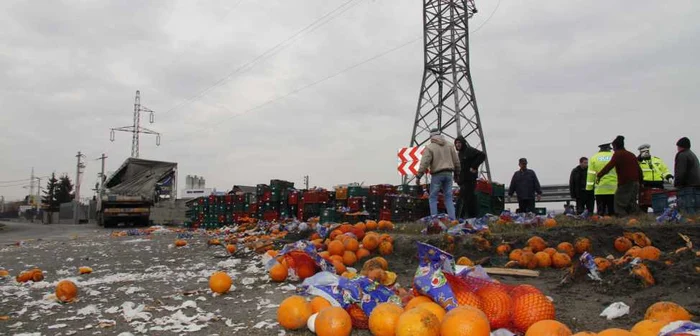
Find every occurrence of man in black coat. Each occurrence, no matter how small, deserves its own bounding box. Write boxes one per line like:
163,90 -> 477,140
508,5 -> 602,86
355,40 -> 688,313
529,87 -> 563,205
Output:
453,136 -> 486,218
569,157 -> 594,214
674,137 -> 700,188
508,158 -> 543,213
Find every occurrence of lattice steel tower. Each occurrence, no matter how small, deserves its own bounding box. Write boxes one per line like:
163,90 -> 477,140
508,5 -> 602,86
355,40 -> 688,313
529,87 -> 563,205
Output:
410,0 -> 491,180
110,90 -> 161,158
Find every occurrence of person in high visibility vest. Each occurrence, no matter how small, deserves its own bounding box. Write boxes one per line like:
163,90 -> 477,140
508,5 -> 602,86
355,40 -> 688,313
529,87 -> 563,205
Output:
637,144 -> 672,189
587,143 -> 617,216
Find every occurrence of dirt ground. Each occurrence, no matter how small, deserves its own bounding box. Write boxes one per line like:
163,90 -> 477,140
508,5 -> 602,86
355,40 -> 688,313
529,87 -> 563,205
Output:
1,219 -> 699,335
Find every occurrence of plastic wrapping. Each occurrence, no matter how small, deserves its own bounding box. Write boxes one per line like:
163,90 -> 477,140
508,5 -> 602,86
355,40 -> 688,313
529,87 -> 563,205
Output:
266,240 -> 335,281
659,321 -> 700,335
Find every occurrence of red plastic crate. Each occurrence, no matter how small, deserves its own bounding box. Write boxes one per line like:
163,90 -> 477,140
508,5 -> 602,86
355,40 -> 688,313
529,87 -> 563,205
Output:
288,192 -> 299,205
348,197 -> 364,212
379,209 -> 392,221
475,180 -> 493,195
260,190 -> 272,202
302,191 -> 330,204
263,211 -> 279,222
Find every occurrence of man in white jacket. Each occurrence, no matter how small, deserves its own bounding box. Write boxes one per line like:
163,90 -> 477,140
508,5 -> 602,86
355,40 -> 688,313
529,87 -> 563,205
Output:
415,129 -> 461,220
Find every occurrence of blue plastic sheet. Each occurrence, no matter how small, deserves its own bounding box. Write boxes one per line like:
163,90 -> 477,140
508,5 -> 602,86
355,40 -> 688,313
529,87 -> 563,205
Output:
660,321 -> 700,335
413,242 -> 459,310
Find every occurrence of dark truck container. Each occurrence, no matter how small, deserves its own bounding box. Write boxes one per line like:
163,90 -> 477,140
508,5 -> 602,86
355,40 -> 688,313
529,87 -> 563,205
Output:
97,158 -> 177,228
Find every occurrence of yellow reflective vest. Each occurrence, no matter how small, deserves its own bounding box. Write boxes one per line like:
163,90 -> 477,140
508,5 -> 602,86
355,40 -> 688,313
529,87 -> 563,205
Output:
587,150 -> 617,195
639,156 -> 670,182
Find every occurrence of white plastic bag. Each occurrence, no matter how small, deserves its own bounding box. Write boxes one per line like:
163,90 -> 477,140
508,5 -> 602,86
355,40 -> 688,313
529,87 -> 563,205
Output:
599,302 -> 629,320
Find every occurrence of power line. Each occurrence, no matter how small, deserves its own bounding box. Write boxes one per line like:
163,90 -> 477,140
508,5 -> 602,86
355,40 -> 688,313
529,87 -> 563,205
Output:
471,0 -> 502,34
162,0 -> 364,115
169,36 -> 422,142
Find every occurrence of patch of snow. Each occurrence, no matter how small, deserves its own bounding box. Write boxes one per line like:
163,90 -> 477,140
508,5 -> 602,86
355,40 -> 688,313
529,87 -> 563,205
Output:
77,305 -> 101,316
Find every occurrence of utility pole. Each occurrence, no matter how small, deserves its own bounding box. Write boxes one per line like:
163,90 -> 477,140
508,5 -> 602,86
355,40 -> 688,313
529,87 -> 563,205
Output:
96,154 -> 108,191
303,175 -> 309,190
29,167 -> 35,205
110,91 -> 161,158
74,151 -> 86,224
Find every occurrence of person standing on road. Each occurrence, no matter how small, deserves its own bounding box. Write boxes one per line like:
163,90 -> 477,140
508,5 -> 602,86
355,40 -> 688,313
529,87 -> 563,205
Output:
454,136 -> 486,219
597,136 -> 643,217
674,137 -> 700,189
508,158 -> 542,214
570,157 -> 594,214
587,143 -> 617,216
415,129 -> 461,220
637,144 -> 673,189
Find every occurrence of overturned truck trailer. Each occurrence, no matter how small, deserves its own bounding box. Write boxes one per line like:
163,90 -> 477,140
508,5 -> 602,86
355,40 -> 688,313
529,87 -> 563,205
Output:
97,158 -> 177,228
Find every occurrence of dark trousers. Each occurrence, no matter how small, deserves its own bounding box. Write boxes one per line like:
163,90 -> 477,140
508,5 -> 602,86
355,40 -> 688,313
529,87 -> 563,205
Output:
642,181 -> 665,189
458,181 -> 477,219
615,181 -> 640,216
576,190 -> 595,214
517,199 -> 536,214
596,194 -> 615,216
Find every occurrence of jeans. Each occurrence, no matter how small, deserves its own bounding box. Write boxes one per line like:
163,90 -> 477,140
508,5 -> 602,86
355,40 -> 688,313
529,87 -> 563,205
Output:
429,172 -> 456,220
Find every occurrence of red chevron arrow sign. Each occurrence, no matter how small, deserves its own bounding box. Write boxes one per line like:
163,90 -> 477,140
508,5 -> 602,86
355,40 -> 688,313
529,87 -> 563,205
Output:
397,146 -> 425,176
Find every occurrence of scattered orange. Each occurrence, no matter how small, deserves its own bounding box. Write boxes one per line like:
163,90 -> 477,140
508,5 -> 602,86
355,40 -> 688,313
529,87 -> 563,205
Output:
496,244 -> 511,255
457,256 -> 474,266
525,320 -> 572,336
344,238 -> 359,252
644,301 -> 692,323
354,222 -> 367,231
270,263 -> 289,282
594,257 -> 612,272
277,295 -> 313,330
310,296 -> 332,313
362,233 -> 380,251
356,248 -> 370,260
175,239 -> 187,247
630,319 -> 666,336
527,236 -> 547,252
628,218 -> 639,226
639,246 -> 661,260
557,242 -> 575,257
415,302 -> 446,322
395,307 -> 440,336
572,333 -> 596,336
626,246 -> 642,258
512,293 -> 556,333
614,237 -> 633,253
378,241 -> 393,256
315,306 -> 352,336
543,218 -> 557,228
519,251 -> 538,269
78,267 -> 93,275
509,249 -> 524,261
328,240 -> 345,256
366,220 -> 378,231
543,247 -> 557,256
342,250 -> 358,266
332,260 -> 346,275
439,305 -> 491,336
405,295 -> 434,311
597,329 -> 635,336
55,280 -> 78,303
209,271 -> 232,294
535,252 -> 552,268
369,302 -> 404,336
226,244 -> 237,254
476,285 -> 512,330
574,238 -> 591,254
551,252 -> 572,268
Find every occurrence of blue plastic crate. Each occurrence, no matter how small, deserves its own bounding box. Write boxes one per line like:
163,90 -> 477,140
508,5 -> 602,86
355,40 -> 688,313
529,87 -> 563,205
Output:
678,188 -> 700,214
652,191 -> 676,214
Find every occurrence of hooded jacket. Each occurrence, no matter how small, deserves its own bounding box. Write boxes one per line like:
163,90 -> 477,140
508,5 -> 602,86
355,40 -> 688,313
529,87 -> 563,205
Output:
674,148 -> 700,188
417,135 -> 461,177
454,136 -> 486,183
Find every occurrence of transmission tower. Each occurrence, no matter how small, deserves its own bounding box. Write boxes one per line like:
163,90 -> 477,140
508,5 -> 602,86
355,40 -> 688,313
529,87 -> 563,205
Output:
409,0 -> 491,180
110,90 -> 161,158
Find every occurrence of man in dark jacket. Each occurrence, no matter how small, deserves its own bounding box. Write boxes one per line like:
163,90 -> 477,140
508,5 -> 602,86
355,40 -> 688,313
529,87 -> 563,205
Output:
453,136 -> 486,218
674,137 -> 700,188
597,135 -> 643,216
508,158 -> 542,213
569,157 -> 593,214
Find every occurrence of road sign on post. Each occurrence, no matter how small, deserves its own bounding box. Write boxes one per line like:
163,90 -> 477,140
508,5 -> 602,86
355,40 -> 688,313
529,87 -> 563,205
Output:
397,146 -> 425,176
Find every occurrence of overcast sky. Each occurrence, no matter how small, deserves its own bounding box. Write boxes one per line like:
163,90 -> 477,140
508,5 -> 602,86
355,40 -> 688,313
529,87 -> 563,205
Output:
1,0 -> 699,201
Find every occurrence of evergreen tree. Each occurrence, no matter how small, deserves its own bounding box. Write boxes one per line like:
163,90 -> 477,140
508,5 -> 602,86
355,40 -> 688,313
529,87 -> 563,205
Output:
56,174 -> 74,204
42,173 -> 59,212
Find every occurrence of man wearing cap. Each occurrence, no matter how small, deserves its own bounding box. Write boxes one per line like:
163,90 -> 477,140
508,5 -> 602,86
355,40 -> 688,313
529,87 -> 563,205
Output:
637,144 -> 672,189
587,143 -> 617,216
570,157 -> 594,214
415,129 -> 461,220
508,158 -> 542,214
674,137 -> 700,188
597,136 -> 643,216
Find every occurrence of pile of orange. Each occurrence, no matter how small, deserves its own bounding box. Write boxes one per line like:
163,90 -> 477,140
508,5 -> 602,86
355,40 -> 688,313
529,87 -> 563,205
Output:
504,236 -> 597,270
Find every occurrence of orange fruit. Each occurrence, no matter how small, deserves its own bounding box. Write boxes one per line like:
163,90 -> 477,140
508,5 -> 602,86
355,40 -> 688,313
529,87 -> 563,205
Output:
339,224 -> 353,233
415,302 -> 446,322
594,257 -> 612,272
597,329 -> 635,336
209,271 -> 232,294
329,229 -> 343,240
644,301 -> 692,323
509,249 -> 524,261
525,320 -> 571,336
543,247 -> 557,256
527,236 -> 547,252
331,260 -> 346,275
395,307 -> 440,336
315,306 -> 352,336
639,246 -> 661,260
453,287 -> 483,310
55,280 -> 78,303
439,305 -> 491,336
310,296 -> 332,314
277,295 -> 313,330
318,251 -> 331,260
356,248 -> 370,260
496,244 -> 511,255
380,233 -> 393,243
226,244 -> 237,254
630,319 -> 666,336
372,256 -> 389,270
557,242 -> 575,257
78,266 -> 93,275
512,293 -> 555,333
543,218 -> 557,228
614,237 -> 633,253
510,284 -> 542,299
572,333 -> 596,336
405,295 -> 434,311
476,285 -> 512,330
367,268 -> 387,283
328,240 -> 345,256
534,252 -> 552,268
342,250 -> 358,266
366,220 -> 378,231
626,246 -> 642,258
519,251 -> 538,269
456,256 -> 474,266
369,302 -> 404,336
266,250 -> 279,258
344,238 -> 359,252
269,263 -> 289,282
175,239 -> 187,247
354,222 -> 367,231
362,234 -> 380,251
378,241 -> 393,255
574,238 -> 591,254
552,252 -> 572,268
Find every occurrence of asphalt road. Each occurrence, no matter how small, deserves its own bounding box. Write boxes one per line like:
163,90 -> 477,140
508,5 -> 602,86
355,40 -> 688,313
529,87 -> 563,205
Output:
0,221 -> 322,336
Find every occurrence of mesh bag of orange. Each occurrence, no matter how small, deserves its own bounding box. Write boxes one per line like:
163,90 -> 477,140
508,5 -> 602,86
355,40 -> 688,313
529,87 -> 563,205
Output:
266,240 -> 335,281
413,242 -> 556,333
